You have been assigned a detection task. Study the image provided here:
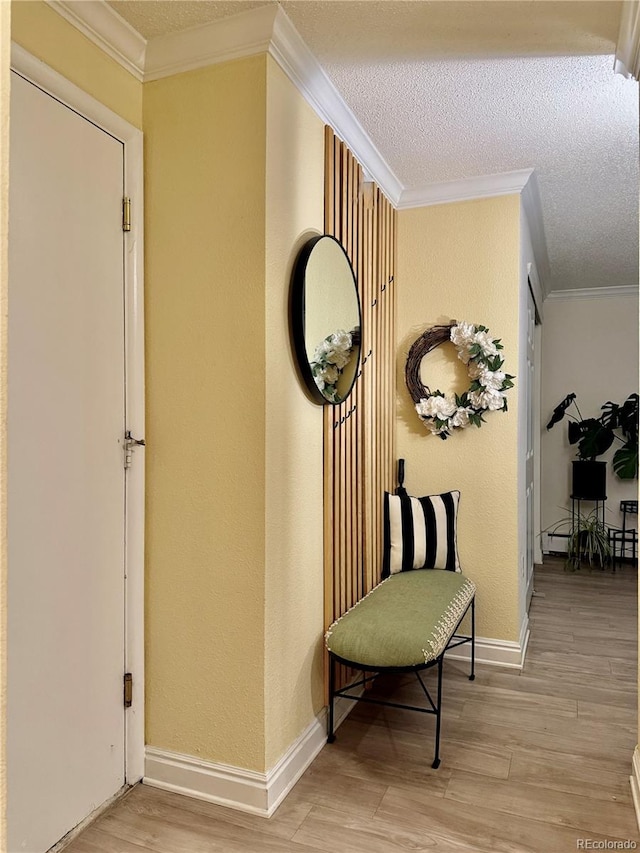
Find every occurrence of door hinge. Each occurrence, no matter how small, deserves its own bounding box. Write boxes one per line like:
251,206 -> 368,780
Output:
123,430 -> 145,469
122,197 -> 131,232
124,672 -> 133,707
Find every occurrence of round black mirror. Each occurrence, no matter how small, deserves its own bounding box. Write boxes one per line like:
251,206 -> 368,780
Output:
291,235 -> 361,405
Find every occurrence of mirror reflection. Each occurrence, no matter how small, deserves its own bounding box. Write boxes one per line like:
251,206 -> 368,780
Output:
292,235 -> 361,405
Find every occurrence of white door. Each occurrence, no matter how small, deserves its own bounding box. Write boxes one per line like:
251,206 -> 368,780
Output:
8,71 -> 127,853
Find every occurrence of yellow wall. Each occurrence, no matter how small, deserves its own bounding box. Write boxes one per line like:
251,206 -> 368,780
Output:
264,58 -> 324,769
145,55 -> 326,774
144,56 -> 269,770
10,0 -> 142,129
397,196 -> 521,642
0,5 -> 9,848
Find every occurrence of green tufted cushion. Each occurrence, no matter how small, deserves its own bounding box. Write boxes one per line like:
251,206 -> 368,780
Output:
325,569 -> 476,668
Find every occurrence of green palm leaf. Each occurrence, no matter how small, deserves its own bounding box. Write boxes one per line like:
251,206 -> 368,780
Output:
613,444 -> 638,480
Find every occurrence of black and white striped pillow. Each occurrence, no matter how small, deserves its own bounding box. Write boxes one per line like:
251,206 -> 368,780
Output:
382,490 -> 461,577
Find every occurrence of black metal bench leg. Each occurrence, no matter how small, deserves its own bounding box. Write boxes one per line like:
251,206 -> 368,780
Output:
432,654 -> 443,769
469,596 -> 476,681
327,654 -> 336,743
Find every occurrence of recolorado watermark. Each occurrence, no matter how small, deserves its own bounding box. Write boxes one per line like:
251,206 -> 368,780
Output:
576,842 -> 637,850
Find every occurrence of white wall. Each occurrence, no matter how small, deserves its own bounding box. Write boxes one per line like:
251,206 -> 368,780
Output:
541,292 -> 639,548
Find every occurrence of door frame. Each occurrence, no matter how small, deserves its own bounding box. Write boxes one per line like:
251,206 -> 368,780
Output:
527,262 -> 543,568
10,44 -> 145,783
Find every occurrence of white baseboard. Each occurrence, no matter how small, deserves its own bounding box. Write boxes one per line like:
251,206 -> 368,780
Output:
446,619 -> 530,670
526,572 -> 534,611
520,615 -> 531,664
145,624 -> 531,821
144,748 -> 271,816
144,694 -> 357,818
542,532 -> 569,554
630,746 -> 640,831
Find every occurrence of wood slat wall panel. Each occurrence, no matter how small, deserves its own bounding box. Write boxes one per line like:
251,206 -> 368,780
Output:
323,128 -> 396,693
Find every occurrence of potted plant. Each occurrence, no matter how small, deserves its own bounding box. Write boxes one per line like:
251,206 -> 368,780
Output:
544,508 -> 611,570
546,393 -> 638,499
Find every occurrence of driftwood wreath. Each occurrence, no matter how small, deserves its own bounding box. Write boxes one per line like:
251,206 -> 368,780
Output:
405,321 -> 515,439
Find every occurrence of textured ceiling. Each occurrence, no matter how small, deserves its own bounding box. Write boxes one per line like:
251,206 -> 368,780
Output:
107,0 -> 274,39
281,1 -> 621,61
316,52 -> 638,290
108,0 -> 638,293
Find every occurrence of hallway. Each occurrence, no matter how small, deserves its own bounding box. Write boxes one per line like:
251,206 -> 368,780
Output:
64,560 -> 638,853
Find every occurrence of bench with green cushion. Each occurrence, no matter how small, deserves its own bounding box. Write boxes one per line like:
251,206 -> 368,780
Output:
325,569 -> 476,769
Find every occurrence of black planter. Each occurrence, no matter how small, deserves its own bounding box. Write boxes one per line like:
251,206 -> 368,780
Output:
572,460 -> 607,501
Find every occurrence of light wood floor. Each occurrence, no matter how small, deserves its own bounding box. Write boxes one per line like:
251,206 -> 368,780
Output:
66,559 -> 638,853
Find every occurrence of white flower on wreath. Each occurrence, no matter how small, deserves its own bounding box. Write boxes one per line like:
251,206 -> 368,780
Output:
451,406 -> 473,428
478,368 -> 506,391
473,330 -> 499,358
412,321 -> 513,439
468,359 -> 505,391
450,322 -> 475,350
469,388 -> 506,411
450,322 -> 476,364
416,394 -> 457,420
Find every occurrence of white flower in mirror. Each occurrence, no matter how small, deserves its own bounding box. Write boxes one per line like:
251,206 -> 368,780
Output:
310,330 -> 355,404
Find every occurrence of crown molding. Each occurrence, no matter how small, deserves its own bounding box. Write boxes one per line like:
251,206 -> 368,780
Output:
143,5 -> 403,203
546,285 -> 639,302
48,1 -> 146,81
46,1 -> 403,205
268,8 -> 403,205
614,0 -> 640,80
520,170 -> 551,300
144,4 -> 278,82
398,167 -> 552,301
397,168 -> 534,210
